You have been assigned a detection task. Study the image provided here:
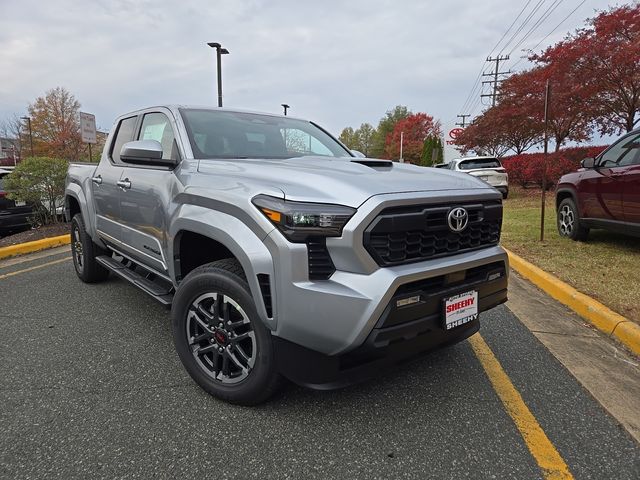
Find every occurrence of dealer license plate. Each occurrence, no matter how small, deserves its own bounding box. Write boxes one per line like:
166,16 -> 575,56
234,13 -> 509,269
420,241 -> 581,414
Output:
444,290 -> 478,330
15,201 -> 26,206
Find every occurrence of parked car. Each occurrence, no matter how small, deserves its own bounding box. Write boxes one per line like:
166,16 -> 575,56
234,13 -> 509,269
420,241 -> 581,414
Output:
442,157 -> 509,198
556,129 -> 640,240
66,106 -> 508,405
0,168 -> 33,237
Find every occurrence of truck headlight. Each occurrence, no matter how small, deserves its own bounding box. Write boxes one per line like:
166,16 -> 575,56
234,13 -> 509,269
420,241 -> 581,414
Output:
252,195 -> 356,243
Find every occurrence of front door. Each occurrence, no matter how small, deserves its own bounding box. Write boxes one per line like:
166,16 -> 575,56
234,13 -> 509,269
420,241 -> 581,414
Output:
579,133 -> 640,221
118,111 -> 181,275
620,137 -> 640,225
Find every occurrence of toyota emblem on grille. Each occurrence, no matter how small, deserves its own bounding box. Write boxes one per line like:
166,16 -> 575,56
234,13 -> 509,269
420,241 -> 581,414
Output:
447,207 -> 469,232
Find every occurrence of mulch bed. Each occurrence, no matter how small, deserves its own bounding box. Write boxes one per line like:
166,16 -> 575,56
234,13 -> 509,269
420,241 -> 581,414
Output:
0,223 -> 70,248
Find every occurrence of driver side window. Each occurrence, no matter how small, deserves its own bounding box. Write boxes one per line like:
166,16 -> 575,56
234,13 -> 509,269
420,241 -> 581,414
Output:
599,133 -> 640,168
138,112 -> 180,161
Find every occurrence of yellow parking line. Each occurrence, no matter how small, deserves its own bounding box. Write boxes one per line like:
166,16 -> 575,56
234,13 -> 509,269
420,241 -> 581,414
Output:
469,334 -> 573,480
0,257 -> 70,280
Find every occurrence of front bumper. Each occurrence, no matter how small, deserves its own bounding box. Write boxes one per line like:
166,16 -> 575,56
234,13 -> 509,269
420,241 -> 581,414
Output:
274,255 -> 507,388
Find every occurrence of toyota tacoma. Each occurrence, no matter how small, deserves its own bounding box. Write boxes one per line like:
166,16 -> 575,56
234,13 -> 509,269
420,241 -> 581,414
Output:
65,106 -> 508,405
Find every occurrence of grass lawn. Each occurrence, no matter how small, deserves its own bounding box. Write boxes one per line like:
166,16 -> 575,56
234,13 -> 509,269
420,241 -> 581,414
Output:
501,187 -> 640,324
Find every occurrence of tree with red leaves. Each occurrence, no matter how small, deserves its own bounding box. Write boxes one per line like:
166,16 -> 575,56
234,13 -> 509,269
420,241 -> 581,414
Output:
453,111 -> 511,158
501,64 -> 593,152
28,87 -> 83,161
383,113 -> 441,163
574,5 -> 640,134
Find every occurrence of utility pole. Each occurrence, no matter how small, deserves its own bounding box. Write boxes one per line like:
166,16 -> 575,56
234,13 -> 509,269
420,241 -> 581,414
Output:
540,79 -> 551,242
20,116 -> 34,157
481,55 -> 510,107
456,114 -> 471,128
281,104 -> 290,116
399,131 -> 404,163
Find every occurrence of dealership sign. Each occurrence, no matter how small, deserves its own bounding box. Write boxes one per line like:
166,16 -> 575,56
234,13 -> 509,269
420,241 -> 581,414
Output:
446,128 -> 464,145
79,112 -> 97,144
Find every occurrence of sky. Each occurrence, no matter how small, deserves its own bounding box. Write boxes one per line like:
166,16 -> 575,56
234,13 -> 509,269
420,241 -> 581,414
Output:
0,0 -> 616,159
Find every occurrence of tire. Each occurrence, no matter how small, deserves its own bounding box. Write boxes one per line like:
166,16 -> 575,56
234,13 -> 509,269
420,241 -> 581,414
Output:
502,190 -> 508,200
70,213 -> 110,282
172,259 -> 281,405
557,197 -> 589,241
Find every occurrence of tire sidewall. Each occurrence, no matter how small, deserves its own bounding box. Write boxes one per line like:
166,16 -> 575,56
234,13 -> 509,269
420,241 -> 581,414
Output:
71,215 -> 89,280
171,266 -> 276,403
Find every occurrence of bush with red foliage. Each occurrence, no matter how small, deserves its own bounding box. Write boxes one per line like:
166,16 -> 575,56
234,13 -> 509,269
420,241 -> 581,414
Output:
501,145 -> 607,188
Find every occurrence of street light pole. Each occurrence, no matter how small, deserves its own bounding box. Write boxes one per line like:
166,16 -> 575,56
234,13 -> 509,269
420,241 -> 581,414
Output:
281,104 -> 290,116
21,116 -> 34,157
207,42 -> 229,107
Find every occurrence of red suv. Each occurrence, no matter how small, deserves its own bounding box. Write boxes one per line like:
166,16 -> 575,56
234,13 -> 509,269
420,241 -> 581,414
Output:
556,130 -> 640,240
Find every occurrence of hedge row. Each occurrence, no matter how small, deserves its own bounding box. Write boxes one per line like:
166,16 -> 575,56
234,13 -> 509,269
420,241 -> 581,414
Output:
501,145 -> 608,188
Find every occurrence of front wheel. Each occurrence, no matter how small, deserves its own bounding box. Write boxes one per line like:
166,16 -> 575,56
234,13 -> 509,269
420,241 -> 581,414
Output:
171,259 -> 281,405
557,198 -> 589,241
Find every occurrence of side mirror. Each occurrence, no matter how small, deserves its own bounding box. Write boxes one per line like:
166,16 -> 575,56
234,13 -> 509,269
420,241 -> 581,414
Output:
580,157 -> 595,169
120,140 -> 177,167
351,150 -> 366,158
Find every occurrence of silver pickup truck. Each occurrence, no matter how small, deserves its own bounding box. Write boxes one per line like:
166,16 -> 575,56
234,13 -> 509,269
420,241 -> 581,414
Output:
66,105 -> 508,405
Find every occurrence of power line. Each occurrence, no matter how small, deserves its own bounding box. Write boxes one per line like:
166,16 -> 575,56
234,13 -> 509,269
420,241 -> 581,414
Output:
507,0 -> 566,56
498,0 -> 547,55
489,0 -> 534,56
456,1 -> 536,120
508,0 -> 587,71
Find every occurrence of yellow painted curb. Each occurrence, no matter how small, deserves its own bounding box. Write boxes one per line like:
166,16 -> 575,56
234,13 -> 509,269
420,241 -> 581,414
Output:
0,234 -> 71,260
505,248 -> 640,356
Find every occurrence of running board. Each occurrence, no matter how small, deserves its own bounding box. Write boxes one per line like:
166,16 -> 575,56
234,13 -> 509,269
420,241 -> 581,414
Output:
96,255 -> 174,306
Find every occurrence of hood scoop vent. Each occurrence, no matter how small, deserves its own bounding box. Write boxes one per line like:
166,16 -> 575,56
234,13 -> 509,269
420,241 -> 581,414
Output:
350,159 -> 394,169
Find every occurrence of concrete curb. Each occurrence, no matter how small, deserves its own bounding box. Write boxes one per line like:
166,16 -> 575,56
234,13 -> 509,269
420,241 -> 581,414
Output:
0,234 -> 71,260
506,248 -> 640,357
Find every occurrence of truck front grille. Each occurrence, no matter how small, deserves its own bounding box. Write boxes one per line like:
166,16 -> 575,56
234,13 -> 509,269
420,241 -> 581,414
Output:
364,202 -> 502,267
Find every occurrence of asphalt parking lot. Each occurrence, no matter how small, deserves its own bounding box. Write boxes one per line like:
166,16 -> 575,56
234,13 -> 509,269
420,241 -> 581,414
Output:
1,248 -> 639,479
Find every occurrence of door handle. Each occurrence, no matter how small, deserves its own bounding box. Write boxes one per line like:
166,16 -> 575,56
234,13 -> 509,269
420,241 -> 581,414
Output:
117,179 -> 132,190
91,175 -> 102,185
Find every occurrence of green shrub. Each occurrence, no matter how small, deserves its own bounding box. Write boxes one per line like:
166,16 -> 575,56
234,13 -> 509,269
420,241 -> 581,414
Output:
5,157 -> 67,225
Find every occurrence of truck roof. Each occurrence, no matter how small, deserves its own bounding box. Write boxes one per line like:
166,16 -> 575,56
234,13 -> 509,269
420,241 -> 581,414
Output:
118,105 -> 308,123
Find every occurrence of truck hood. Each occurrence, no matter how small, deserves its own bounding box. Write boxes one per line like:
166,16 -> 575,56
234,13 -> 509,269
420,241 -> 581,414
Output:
197,156 -> 494,207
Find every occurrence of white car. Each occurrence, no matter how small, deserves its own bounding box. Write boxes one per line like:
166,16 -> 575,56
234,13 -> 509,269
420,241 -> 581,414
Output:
443,157 -> 509,198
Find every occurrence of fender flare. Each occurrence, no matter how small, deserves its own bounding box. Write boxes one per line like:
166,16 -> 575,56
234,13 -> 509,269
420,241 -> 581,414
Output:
169,205 -> 276,329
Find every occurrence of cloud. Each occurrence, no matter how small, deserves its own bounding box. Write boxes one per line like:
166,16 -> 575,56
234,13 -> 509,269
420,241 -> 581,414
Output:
0,0 -> 604,149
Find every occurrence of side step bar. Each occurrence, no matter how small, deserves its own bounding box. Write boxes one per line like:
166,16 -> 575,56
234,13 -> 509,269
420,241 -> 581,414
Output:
96,255 -> 174,306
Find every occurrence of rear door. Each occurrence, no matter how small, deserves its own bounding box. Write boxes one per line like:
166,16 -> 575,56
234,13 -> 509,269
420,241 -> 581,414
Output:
92,115 -> 137,245
118,110 -> 182,275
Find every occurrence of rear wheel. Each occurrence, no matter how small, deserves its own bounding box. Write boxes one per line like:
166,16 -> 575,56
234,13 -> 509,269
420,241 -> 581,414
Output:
172,259 -> 281,405
557,198 -> 589,241
71,214 -> 109,282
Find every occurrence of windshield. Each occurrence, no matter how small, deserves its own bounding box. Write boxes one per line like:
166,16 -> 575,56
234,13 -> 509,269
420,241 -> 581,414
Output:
180,109 -> 352,160
458,158 -> 501,170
